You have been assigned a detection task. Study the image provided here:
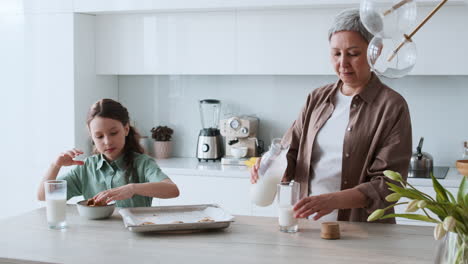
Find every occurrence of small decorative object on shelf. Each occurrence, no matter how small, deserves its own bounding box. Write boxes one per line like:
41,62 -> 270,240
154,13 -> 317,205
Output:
367,170 -> 468,264
150,126 -> 174,159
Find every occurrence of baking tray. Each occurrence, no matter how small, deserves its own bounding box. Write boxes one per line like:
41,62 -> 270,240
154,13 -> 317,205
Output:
119,204 -> 235,233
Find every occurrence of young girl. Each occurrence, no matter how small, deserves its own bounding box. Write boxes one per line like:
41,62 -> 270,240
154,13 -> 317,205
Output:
37,99 -> 179,207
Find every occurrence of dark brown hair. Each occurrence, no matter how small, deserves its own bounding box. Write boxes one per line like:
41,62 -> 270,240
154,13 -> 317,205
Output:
87,99 -> 143,183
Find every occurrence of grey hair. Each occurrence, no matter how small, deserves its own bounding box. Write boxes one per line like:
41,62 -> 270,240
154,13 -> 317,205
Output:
328,8 -> 373,43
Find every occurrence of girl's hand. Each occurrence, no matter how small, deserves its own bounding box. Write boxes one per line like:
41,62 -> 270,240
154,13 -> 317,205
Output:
54,149 -> 85,167
250,157 -> 262,184
293,193 -> 336,220
93,184 -> 136,204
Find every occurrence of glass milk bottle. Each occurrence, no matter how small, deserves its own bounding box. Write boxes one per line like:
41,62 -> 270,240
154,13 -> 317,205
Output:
250,138 -> 289,207
277,181 -> 300,233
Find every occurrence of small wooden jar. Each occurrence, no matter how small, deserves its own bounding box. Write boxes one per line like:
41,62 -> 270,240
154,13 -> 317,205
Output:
321,222 -> 340,240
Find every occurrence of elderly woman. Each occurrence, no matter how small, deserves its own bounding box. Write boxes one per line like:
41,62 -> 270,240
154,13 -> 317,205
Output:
251,9 -> 412,223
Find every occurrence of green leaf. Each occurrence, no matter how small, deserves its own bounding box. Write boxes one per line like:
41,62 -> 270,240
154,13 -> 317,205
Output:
386,182 -> 425,200
458,177 -> 467,206
453,207 -> 468,223
432,174 -> 449,202
446,189 -> 456,204
386,182 -> 404,192
425,204 -> 446,221
465,193 -> 468,207
380,213 -> 439,223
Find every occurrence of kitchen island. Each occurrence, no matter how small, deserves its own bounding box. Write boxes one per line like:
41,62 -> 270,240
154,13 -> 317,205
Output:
0,205 -> 437,264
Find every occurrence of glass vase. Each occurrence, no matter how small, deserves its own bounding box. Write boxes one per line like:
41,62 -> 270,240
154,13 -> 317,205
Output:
434,232 -> 468,264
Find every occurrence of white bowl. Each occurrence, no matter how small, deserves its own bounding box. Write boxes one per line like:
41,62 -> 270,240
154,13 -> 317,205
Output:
230,146 -> 248,158
77,200 -> 115,220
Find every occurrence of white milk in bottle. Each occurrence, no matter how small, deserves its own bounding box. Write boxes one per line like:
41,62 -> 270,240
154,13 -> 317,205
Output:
250,138 -> 289,207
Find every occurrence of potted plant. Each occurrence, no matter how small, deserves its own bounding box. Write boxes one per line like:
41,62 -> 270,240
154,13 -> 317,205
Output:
151,126 -> 174,159
368,170 -> 468,263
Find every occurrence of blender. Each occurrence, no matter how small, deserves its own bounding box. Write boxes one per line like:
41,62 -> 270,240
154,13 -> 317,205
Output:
197,99 -> 223,161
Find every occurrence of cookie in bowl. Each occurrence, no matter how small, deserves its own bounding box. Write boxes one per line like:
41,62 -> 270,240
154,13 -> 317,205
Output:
77,199 -> 115,220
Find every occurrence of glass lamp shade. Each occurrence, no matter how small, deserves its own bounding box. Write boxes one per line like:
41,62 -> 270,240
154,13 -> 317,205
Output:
360,0 -> 417,38
367,36 -> 417,78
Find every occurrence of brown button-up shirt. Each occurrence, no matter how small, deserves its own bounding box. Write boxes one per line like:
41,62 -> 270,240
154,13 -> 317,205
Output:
282,74 -> 412,223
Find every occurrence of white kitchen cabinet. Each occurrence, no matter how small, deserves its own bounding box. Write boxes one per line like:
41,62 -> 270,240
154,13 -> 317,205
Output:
410,6 -> 468,75
74,0 -> 466,14
236,9 -> 334,75
157,173 -> 280,217
95,12 -> 236,75
95,15 -> 120,74
154,12 -> 236,74
96,14 -> 150,74
158,174 -> 252,216
94,6 -> 468,75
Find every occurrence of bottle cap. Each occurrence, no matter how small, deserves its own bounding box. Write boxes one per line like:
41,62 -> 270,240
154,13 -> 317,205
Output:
321,222 -> 340,240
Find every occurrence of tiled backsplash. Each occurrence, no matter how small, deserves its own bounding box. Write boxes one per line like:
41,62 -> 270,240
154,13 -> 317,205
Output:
119,75 -> 468,166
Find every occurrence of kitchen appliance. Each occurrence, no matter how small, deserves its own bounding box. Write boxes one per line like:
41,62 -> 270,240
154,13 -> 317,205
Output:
408,137 -> 436,178
220,115 -> 259,165
197,99 -> 223,162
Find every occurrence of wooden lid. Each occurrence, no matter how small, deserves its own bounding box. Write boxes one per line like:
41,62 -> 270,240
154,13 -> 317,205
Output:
321,222 -> 340,240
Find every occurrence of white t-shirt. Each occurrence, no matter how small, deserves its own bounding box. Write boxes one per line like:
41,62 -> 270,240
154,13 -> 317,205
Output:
309,89 -> 353,221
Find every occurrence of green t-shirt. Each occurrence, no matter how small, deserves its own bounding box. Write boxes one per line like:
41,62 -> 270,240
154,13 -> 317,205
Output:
57,152 -> 169,207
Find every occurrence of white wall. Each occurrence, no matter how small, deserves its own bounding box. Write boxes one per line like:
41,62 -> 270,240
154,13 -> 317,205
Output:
119,75 -> 468,167
0,1 -> 77,219
0,5 -> 29,220
74,13 -> 118,155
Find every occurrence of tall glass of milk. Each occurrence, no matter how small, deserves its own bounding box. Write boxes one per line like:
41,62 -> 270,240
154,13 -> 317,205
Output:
44,180 -> 67,229
277,181 -> 300,233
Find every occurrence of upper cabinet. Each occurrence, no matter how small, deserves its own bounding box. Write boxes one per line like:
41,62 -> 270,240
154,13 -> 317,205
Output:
75,0 -> 466,13
410,6 -> 468,75
94,5 -> 468,75
96,12 -> 236,74
236,9 -> 333,75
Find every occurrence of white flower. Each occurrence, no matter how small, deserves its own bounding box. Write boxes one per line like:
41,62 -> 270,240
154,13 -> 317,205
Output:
434,223 -> 447,240
405,200 -> 419,213
443,216 -> 456,232
417,200 -> 427,209
367,209 -> 385,222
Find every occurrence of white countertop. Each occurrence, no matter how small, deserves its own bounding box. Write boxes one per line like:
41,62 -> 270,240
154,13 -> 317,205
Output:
0,206 -> 437,264
407,168 -> 463,189
156,157 -> 250,178
156,157 -> 465,188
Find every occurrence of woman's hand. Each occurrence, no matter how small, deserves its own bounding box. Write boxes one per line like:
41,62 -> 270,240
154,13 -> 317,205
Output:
54,148 -> 85,167
93,184 -> 136,204
250,157 -> 262,184
293,193 -> 336,220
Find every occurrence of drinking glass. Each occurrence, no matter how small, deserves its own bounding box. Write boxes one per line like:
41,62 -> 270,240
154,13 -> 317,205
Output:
44,180 -> 67,229
277,181 -> 300,233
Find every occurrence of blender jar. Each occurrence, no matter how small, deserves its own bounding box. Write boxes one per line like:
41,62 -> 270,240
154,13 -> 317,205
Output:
199,99 -> 221,129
